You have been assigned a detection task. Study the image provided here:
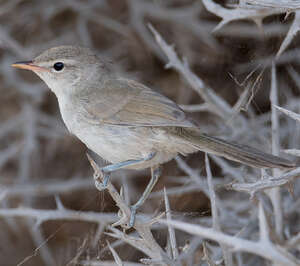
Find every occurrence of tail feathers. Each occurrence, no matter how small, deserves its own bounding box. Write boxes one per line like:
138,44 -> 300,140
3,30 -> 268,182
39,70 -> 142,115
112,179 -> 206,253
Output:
181,129 -> 295,170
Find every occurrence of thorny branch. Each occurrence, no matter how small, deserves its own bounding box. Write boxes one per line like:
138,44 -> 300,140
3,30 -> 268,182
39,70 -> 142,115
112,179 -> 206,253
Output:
1,0 -> 300,265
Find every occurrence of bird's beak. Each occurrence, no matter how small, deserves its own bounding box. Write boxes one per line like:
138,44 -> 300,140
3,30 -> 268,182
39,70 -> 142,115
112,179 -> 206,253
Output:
11,61 -> 48,72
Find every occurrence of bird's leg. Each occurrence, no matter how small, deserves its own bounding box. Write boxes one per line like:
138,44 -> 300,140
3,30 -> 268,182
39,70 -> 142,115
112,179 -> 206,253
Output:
94,152 -> 156,190
129,165 -> 161,227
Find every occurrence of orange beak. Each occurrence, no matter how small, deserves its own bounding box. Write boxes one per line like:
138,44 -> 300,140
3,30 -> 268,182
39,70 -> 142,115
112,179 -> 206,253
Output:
11,61 -> 48,72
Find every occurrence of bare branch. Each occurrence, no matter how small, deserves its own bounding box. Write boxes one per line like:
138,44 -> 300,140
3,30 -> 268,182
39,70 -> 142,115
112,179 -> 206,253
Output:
160,219 -> 299,265
229,166 -> 300,193
148,23 -> 233,119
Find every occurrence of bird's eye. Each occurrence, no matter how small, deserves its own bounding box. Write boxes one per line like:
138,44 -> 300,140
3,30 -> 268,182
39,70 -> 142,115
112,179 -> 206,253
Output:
53,62 -> 64,71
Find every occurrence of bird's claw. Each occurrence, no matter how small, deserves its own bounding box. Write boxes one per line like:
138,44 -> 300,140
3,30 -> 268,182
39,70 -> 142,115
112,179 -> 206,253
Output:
111,205 -> 139,229
93,169 -> 110,191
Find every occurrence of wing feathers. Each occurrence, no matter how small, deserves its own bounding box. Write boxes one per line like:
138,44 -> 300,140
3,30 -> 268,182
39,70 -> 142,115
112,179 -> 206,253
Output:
82,78 -> 196,127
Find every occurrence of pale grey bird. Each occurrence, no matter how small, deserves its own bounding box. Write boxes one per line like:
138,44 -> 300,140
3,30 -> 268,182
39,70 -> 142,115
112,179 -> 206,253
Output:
12,46 -> 295,227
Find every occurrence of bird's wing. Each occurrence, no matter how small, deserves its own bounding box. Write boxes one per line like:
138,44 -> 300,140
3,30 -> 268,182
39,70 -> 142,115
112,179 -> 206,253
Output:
82,78 -> 196,127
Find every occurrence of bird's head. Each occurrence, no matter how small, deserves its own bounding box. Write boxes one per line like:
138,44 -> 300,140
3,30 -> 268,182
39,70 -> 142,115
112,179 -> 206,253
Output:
12,45 -> 109,96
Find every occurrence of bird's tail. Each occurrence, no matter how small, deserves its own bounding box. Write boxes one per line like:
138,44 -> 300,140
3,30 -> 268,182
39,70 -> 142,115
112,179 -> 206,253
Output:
179,129 -> 295,169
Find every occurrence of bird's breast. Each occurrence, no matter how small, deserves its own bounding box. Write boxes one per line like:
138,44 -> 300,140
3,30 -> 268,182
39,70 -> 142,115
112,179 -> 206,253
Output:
58,100 -> 194,169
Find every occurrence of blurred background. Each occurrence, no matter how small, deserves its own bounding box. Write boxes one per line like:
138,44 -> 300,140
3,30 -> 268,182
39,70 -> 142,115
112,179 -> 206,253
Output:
1,0 -> 300,265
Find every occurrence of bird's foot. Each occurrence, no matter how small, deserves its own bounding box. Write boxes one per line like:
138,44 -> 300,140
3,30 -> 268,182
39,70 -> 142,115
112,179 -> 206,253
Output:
111,204 -> 139,229
93,169 -> 110,191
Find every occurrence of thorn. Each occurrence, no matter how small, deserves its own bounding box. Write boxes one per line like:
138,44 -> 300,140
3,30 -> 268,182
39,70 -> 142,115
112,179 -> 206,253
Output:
284,11 -> 292,20
34,219 -> 43,229
253,18 -> 264,35
148,212 -> 165,226
119,186 -> 124,199
54,195 -> 65,210
147,23 -> 156,35
86,153 -> 100,175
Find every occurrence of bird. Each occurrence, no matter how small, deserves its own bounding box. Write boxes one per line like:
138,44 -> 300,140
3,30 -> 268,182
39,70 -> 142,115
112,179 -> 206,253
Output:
12,45 -> 295,227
